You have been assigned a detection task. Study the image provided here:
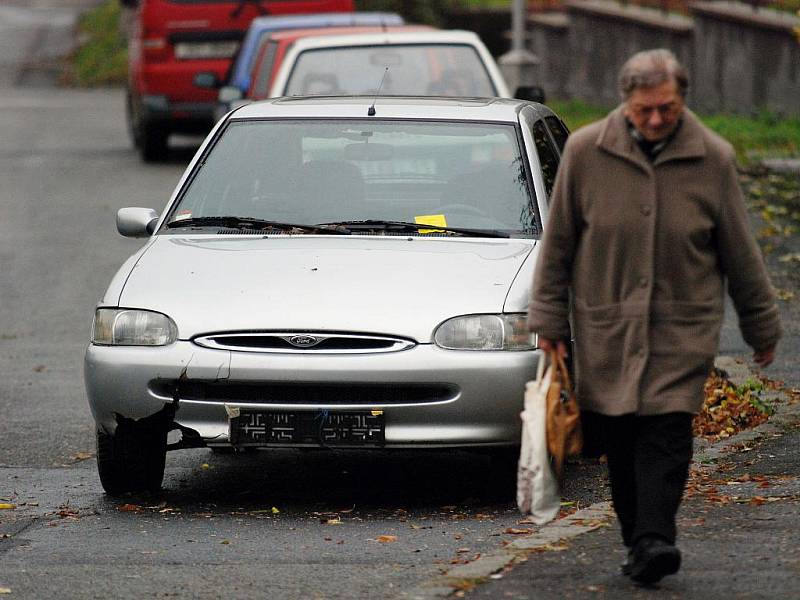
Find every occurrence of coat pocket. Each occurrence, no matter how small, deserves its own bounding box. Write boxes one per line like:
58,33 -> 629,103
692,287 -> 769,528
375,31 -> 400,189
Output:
649,300 -> 723,356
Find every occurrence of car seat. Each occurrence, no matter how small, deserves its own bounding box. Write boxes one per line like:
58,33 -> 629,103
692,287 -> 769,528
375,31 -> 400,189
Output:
298,160 -> 365,222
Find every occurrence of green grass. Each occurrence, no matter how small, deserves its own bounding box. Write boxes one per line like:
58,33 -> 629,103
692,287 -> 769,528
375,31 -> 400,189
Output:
66,0 -> 127,87
549,99 -> 800,164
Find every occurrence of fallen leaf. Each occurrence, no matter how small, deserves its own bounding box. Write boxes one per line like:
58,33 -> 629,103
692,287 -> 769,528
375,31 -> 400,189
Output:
72,452 -> 94,462
0,504 -> 16,510
0,587 -> 11,594
221,540 -> 230,545
271,507 -> 280,514
322,517 -> 342,525
118,503 -> 141,513
33,365 -> 46,373
375,535 -> 397,543
504,527 -> 532,535
201,463 -> 211,470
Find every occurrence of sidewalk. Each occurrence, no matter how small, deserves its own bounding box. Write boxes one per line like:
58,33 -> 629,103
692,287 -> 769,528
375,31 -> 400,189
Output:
405,359 -> 800,600
464,402 -> 800,599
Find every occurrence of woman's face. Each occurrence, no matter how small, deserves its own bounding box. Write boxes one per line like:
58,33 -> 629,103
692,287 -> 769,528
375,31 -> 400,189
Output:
624,79 -> 685,143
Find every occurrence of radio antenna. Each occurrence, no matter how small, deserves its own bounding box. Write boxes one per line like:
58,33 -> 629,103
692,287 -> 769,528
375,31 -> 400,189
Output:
367,67 -> 389,116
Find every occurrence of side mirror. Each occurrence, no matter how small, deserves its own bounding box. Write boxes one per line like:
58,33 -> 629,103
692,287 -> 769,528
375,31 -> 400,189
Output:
117,207 -> 159,238
193,72 -> 220,89
218,85 -> 243,104
515,85 -> 546,104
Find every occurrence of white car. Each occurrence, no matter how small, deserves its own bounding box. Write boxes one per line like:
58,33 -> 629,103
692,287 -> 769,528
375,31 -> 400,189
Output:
85,95 -> 569,494
268,29 -> 512,99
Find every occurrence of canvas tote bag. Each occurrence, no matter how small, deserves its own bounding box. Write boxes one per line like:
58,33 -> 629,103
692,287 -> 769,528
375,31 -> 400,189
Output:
516,353 -> 560,523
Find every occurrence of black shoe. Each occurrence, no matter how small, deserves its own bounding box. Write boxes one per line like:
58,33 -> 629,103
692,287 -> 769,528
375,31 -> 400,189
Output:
621,549 -> 634,575
629,536 -> 681,584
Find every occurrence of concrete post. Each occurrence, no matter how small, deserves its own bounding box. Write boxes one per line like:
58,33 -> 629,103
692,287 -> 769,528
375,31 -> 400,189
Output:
498,0 -> 540,96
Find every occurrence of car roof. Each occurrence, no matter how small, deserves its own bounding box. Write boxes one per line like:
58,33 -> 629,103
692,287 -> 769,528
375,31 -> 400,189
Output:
231,13 -> 405,90
267,25 -> 431,42
230,95 -> 553,123
247,12 -> 404,34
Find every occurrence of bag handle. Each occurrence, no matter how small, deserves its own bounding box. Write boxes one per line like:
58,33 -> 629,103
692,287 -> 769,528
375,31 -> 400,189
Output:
549,349 -> 573,393
536,348 -> 547,382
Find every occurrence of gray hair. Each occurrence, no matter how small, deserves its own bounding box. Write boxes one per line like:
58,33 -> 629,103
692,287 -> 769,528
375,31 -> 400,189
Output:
618,49 -> 689,100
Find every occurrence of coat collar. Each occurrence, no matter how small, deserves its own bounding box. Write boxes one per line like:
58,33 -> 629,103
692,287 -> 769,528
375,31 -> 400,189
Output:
596,105 -> 707,171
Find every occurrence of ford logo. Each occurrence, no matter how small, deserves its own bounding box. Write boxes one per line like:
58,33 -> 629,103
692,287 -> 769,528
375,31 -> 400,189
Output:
288,335 -> 321,348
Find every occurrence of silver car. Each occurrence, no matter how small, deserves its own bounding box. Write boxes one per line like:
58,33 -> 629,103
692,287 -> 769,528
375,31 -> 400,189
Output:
85,96 -> 569,494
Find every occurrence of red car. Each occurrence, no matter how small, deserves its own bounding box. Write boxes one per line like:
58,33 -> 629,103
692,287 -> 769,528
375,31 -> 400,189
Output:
126,0 -> 353,162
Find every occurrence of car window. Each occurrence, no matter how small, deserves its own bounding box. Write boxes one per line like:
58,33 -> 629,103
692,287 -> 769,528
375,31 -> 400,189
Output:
250,40 -> 279,97
172,119 -> 539,236
544,116 -> 569,153
531,120 -> 560,197
282,44 -> 497,97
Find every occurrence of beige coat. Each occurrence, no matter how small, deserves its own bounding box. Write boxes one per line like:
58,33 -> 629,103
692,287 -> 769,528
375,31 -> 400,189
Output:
528,107 -> 782,416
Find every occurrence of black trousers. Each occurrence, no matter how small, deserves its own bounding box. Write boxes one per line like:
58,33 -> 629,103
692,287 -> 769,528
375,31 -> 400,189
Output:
585,411 -> 694,547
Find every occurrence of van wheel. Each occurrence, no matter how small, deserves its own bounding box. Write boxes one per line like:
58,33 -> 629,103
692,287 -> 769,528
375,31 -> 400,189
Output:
126,91 -> 141,148
96,428 -> 167,496
140,123 -> 169,162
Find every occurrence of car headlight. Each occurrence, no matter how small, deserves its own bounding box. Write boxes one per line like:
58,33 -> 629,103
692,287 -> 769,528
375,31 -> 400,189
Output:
92,308 -> 178,346
434,314 -> 536,351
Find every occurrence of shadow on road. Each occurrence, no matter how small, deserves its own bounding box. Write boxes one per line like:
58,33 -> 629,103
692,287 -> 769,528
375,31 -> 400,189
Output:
99,447 -> 608,518
108,448 -> 522,514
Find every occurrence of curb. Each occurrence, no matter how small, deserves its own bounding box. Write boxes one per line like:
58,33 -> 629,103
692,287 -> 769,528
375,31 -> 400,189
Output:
401,502 -> 615,600
403,356 -> 799,600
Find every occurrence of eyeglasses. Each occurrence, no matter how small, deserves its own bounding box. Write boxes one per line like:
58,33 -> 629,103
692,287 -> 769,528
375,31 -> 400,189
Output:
629,101 -> 682,120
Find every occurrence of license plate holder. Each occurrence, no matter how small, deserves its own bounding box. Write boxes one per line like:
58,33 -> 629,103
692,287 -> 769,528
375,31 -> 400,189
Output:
229,410 -> 385,447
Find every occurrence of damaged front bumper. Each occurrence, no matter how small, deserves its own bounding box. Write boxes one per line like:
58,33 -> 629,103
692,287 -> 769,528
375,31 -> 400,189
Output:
84,341 -> 538,449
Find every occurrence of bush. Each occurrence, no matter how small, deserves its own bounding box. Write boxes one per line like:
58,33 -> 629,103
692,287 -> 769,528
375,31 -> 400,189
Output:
65,0 -> 127,86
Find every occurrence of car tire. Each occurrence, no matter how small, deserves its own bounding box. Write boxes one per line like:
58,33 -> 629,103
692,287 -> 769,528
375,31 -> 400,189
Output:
96,427 -> 167,496
483,447 -> 519,502
140,123 -> 169,163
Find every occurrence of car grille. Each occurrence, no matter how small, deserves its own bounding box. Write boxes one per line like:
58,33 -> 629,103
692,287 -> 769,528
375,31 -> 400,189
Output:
193,332 -> 416,354
150,380 -> 458,406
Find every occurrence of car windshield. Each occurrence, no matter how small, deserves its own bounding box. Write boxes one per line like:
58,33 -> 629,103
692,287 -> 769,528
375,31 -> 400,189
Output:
283,44 -> 497,97
169,119 -> 538,236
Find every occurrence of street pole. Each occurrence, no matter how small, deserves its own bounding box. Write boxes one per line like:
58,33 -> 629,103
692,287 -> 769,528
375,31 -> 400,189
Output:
498,0 -> 540,97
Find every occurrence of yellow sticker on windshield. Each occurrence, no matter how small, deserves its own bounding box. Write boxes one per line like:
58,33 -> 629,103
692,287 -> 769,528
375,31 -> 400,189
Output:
414,214 -> 448,234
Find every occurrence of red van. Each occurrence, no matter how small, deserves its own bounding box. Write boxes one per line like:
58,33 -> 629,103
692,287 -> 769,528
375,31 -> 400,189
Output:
126,0 -> 353,161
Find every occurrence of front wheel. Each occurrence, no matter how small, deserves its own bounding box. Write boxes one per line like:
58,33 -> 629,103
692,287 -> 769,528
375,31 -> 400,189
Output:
140,123 -> 169,162
96,427 -> 167,496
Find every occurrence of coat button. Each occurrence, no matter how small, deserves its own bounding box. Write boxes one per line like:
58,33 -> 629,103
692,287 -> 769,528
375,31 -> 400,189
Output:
641,205 -> 652,216
638,276 -> 649,288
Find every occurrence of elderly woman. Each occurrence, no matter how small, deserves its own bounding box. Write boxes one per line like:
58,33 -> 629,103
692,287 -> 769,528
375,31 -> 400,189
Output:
528,49 -> 781,584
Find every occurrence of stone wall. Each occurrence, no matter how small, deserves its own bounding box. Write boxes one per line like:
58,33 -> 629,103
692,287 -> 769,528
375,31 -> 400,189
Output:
691,1 -> 800,116
523,0 -> 800,116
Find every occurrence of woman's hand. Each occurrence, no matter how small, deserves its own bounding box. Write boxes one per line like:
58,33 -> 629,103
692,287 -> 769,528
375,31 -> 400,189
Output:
537,336 -> 570,359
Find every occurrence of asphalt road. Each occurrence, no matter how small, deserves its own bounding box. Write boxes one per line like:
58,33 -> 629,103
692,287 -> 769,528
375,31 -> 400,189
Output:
0,5 -> 607,598
0,3 -> 789,599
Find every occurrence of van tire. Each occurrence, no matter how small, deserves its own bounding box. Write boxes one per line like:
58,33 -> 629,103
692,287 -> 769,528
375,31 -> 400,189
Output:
140,123 -> 169,162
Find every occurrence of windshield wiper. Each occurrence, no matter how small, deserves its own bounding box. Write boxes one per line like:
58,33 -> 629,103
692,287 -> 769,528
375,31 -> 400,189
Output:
317,220 -> 511,239
165,216 -> 350,235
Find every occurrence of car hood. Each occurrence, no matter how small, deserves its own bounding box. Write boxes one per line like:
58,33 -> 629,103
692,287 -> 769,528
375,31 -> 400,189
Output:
118,235 -> 535,342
